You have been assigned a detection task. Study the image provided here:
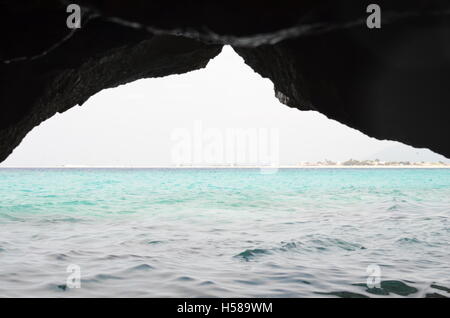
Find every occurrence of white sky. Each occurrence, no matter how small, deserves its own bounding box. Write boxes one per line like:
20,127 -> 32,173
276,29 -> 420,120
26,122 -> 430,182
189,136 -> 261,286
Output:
1,46 -> 448,167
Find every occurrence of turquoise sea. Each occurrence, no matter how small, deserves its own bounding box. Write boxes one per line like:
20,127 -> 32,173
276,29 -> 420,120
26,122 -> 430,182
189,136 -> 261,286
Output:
0,168 -> 449,297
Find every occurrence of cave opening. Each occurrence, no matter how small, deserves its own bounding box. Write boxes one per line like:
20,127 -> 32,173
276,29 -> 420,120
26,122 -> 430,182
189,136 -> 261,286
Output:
1,46 -> 447,168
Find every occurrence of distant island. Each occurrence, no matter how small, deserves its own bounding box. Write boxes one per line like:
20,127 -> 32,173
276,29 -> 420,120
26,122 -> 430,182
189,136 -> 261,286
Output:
297,159 -> 450,167
2,159 -> 450,169
168,159 -> 450,168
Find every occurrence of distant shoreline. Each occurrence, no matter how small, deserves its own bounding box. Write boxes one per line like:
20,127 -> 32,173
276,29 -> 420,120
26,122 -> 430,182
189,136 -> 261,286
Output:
1,165 -> 450,169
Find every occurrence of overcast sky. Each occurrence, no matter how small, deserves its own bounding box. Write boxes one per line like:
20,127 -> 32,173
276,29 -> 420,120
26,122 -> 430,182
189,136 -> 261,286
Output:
1,46 -> 448,167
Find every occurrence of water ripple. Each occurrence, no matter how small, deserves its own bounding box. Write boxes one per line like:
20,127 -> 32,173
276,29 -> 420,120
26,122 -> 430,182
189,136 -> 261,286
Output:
0,168 -> 449,297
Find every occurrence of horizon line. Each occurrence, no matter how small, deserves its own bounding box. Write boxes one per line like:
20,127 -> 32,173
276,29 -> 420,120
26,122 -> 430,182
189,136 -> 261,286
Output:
1,165 -> 450,169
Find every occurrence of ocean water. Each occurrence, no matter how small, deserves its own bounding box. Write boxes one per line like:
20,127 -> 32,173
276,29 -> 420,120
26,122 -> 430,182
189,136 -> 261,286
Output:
0,168 -> 449,298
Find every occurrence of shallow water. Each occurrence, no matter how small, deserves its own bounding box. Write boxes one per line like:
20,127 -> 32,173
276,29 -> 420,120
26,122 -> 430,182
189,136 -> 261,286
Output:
0,168 -> 449,297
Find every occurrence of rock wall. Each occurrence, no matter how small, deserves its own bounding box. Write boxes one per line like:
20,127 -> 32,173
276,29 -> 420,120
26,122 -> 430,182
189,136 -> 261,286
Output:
1,1 -> 449,162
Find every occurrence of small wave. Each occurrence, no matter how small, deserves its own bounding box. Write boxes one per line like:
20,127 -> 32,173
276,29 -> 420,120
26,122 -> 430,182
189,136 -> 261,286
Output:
146,240 -> 163,245
40,217 -> 85,224
395,237 -> 436,247
425,292 -> 448,298
234,279 -> 264,286
99,254 -> 150,261
49,253 -> 69,261
279,242 -> 299,250
81,274 -> 124,284
309,238 -> 366,251
154,198 -> 190,205
127,264 -> 154,271
61,200 -> 95,206
316,291 -> 369,298
46,283 -> 70,292
387,204 -> 401,211
199,280 -> 215,286
234,248 -> 271,261
0,213 -> 24,222
94,274 -> 123,281
353,280 -> 419,296
396,237 -> 421,244
40,194 -> 58,198
235,238 -> 365,262
430,284 -> 450,294
176,276 -> 195,282
57,284 -> 68,291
